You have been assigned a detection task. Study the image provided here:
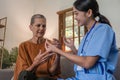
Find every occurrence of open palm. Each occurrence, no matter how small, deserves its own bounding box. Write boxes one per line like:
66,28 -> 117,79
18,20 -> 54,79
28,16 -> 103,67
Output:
63,37 -> 75,49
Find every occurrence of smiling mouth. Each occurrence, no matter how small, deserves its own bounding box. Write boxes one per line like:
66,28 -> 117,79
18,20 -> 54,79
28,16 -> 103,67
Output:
38,32 -> 44,34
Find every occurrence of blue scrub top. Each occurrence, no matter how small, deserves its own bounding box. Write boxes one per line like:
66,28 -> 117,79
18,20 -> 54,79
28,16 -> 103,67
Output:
57,23 -> 118,80
73,23 -> 118,80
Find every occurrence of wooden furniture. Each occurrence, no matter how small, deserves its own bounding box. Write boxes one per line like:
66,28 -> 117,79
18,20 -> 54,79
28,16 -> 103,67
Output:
0,17 -> 7,69
57,8 -> 87,51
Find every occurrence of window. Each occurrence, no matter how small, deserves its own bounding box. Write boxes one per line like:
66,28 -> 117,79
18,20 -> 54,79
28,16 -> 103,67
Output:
57,8 -> 87,52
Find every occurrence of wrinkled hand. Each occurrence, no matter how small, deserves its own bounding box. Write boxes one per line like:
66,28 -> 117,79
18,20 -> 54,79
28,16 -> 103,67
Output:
26,50 -> 55,71
52,38 -> 61,49
63,37 -> 75,49
33,50 -> 55,67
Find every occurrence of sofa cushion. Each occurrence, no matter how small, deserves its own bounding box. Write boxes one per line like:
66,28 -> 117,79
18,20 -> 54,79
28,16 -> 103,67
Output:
60,57 -> 75,78
0,69 -> 13,80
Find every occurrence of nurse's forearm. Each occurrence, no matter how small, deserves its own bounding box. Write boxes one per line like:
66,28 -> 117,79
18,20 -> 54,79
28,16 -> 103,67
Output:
57,49 -> 99,69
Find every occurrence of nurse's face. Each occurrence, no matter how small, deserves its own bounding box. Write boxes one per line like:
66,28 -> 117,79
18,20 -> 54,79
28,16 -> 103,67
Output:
30,18 -> 46,38
73,6 -> 89,27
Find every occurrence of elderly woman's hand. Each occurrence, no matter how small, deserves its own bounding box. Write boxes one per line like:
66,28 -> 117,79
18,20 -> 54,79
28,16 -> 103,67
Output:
52,38 -> 62,49
34,50 -> 55,65
34,50 -> 46,61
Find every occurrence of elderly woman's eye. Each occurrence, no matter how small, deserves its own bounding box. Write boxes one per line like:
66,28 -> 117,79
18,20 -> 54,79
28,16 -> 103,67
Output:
42,25 -> 46,28
36,24 -> 41,27
36,24 -> 46,28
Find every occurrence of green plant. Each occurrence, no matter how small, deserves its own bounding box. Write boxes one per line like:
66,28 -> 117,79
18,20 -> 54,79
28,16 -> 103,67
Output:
1,48 -> 12,69
9,47 -> 18,63
0,47 -> 18,69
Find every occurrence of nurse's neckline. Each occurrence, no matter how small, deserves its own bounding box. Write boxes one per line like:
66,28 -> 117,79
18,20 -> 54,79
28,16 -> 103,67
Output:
88,21 -> 99,32
87,21 -> 99,32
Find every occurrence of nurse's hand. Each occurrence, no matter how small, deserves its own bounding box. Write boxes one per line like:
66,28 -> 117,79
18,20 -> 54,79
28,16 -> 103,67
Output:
45,40 -> 60,54
63,37 -> 75,49
63,37 -> 77,54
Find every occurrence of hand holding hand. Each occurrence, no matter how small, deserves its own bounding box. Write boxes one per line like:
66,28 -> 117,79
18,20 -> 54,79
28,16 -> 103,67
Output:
45,40 -> 59,53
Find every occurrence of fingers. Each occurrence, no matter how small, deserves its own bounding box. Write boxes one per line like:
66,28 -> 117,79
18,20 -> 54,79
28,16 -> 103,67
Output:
53,38 -> 60,44
63,36 -> 66,42
45,39 -> 61,53
34,50 -> 41,60
37,53 -> 56,65
63,37 -> 70,43
38,57 -> 48,65
52,38 -> 61,49
53,38 -> 58,42
46,40 -> 52,45
34,50 -> 48,61
63,37 -> 73,44
40,52 -> 55,61
45,40 -> 51,52
45,40 -> 51,48
43,52 -> 55,59
63,37 -> 69,44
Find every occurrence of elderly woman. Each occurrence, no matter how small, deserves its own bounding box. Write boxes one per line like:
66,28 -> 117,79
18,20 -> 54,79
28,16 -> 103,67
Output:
13,14 -> 61,80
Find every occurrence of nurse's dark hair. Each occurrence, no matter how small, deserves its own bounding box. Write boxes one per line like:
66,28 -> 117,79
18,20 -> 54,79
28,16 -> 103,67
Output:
30,14 -> 46,25
73,0 -> 111,26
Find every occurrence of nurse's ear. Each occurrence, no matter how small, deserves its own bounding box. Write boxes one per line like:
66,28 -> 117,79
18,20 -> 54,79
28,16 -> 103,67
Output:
86,9 -> 93,18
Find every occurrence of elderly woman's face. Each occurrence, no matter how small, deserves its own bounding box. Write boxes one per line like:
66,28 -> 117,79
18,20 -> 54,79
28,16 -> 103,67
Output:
30,18 -> 46,38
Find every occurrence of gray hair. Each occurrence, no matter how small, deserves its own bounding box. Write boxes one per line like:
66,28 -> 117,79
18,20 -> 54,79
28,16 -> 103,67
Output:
30,14 -> 46,25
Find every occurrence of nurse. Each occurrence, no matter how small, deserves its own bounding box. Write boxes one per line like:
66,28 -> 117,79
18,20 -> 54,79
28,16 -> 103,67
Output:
45,0 -> 118,80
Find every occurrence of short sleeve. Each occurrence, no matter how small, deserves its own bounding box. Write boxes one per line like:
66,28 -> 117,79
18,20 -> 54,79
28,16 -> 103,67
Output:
85,25 -> 114,59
